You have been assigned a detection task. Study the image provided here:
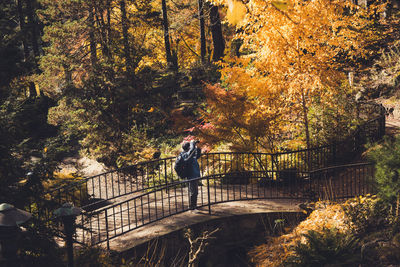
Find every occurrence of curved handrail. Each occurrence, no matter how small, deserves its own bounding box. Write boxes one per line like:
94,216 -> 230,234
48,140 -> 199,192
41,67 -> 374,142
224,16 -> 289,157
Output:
309,162 -> 373,174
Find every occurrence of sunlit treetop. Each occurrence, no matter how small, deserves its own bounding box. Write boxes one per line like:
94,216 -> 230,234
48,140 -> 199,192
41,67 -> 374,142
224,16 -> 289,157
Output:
200,0 -> 385,151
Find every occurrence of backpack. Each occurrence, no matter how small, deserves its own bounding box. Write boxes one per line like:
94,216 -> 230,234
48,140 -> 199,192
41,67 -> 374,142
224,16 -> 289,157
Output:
174,154 -> 188,178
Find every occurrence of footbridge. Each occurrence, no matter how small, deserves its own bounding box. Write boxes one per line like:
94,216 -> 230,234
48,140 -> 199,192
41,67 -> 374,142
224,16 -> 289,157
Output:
39,103 -> 385,250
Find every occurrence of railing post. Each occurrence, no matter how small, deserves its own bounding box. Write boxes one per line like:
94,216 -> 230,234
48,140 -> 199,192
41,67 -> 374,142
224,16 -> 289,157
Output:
164,160 -> 168,184
354,127 -> 360,154
380,114 -> 386,138
207,176 -> 211,215
308,170 -> 313,201
332,167 -> 336,201
105,209 -> 110,250
332,143 -> 337,165
307,148 -> 312,172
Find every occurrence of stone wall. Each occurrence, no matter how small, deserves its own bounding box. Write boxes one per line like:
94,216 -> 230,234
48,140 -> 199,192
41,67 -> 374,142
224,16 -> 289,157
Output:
117,212 -> 304,266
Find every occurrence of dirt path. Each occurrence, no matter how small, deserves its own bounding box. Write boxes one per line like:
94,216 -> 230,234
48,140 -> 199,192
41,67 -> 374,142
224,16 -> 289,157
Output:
377,98 -> 400,136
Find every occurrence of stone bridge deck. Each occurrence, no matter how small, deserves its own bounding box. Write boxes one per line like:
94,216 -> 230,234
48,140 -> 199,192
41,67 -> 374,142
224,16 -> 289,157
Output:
105,199 -> 302,252
76,181 -> 308,249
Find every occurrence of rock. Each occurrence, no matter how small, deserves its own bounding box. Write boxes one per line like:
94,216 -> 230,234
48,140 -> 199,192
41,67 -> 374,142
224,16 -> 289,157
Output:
59,156 -> 108,178
77,157 -> 107,177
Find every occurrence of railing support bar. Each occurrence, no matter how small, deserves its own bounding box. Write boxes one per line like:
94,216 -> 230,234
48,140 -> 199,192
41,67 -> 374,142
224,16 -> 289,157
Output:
207,176 -> 211,215
105,209 -> 110,250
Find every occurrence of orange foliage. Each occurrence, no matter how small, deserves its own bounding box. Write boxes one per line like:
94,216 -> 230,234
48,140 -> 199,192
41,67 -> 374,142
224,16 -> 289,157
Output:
170,107 -> 196,133
203,0 -> 384,151
199,82 -> 289,152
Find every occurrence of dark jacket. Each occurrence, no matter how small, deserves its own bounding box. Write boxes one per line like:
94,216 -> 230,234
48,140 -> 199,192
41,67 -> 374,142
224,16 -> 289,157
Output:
180,141 -> 201,179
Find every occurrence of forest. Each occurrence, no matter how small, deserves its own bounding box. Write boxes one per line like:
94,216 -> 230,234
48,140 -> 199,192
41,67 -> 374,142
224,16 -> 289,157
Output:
2,0 -> 400,266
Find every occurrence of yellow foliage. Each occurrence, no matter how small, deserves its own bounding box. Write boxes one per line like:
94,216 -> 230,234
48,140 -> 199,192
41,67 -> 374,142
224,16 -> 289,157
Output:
272,1 -> 288,11
226,0 -> 247,25
205,0 -> 383,150
250,195 -> 383,266
116,146 -> 159,167
43,172 -> 89,205
43,172 -> 84,190
250,201 -> 352,266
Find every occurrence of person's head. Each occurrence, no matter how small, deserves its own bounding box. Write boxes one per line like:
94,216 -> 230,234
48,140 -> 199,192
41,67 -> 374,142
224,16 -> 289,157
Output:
182,142 -> 190,151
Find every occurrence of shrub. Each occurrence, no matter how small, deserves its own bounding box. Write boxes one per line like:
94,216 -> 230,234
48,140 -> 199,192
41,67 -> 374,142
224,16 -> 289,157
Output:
343,195 -> 388,234
367,136 -> 400,203
249,201 -> 352,266
284,228 -> 360,267
43,172 -> 89,206
308,84 -> 362,146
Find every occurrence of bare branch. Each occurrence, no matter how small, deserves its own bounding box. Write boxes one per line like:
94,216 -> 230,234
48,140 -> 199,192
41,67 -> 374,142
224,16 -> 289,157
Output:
185,227 -> 220,267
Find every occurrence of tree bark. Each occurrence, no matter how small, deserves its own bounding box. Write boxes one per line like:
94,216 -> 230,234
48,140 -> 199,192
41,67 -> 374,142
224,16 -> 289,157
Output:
17,0 -> 29,61
301,90 -> 311,150
106,0 -> 112,46
94,3 -> 112,64
25,0 -> 40,58
28,82 -> 37,98
161,0 -> 175,69
88,5 -> 97,67
119,0 -> 134,78
198,0 -> 207,63
209,4 -> 225,61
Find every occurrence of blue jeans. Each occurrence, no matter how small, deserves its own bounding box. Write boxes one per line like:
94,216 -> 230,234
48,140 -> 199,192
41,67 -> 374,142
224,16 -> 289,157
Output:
188,179 -> 198,209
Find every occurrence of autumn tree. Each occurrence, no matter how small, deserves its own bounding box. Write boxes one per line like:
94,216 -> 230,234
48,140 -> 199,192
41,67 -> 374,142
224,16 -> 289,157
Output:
201,0 -> 383,151
199,82 -> 288,152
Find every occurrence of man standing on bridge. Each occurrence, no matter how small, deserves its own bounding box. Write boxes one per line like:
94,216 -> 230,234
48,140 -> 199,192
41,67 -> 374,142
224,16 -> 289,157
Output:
178,140 -> 202,211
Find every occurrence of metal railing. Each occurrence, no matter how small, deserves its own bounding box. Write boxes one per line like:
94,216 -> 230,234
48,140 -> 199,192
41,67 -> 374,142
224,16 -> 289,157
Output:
308,162 -> 375,200
73,163 -> 374,248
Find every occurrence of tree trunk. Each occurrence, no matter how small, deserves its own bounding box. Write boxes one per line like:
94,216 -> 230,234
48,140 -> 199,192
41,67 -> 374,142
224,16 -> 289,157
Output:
161,0 -> 175,69
25,0 -> 40,58
198,0 -> 207,63
17,0 -> 29,61
94,4 -> 112,64
119,0 -> 134,78
301,90 -> 311,150
300,90 -> 312,172
106,0 -> 112,46
209,4 -> 225,61
28,82 -> 37,98
88,5 -> 97,67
